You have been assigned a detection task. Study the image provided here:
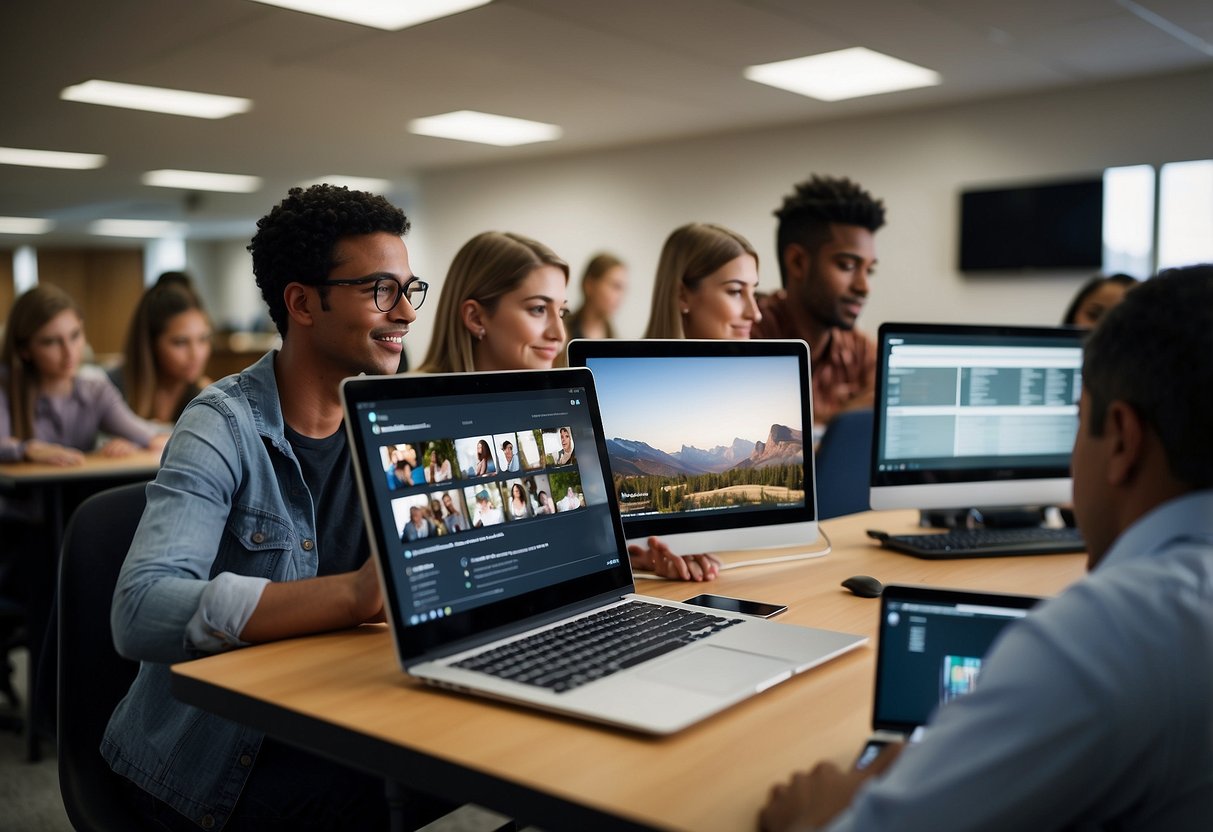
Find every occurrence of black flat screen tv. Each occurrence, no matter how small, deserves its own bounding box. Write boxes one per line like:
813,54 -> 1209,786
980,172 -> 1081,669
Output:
959,179 -> 1103,272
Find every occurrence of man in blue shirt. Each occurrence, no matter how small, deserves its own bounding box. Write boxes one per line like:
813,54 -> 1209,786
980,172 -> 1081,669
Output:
761,265 -> 1213,832
104,185 -> 442,831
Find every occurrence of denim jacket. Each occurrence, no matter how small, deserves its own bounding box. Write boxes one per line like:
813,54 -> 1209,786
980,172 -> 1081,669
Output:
103,351 -> 323,829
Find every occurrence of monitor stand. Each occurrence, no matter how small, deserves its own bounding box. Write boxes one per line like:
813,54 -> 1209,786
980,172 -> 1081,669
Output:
919,506 -> 1053,530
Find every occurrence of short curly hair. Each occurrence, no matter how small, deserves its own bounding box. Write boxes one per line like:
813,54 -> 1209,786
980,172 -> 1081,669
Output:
248,184 -> 410,336
774,175 -> 886,288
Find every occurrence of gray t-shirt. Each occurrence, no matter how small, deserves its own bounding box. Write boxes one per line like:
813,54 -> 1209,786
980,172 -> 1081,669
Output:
283,423 -> 368,577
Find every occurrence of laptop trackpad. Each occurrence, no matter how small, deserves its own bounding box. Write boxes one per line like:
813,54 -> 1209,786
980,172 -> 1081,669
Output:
637,646 -> 791,695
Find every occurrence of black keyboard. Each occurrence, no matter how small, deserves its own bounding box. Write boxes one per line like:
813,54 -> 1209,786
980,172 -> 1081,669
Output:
868,526 -> 1085,559
452,600 -> 743,694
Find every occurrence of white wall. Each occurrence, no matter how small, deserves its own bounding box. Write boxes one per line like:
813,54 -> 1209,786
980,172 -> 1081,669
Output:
400,67 -> 1210,360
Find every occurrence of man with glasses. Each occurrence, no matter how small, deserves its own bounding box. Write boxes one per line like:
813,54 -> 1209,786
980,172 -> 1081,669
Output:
105,185 -> 446,830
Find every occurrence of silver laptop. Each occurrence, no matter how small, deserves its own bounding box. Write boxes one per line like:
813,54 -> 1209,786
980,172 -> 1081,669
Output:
856,583 -> 1038,768
341,367 -> 865,735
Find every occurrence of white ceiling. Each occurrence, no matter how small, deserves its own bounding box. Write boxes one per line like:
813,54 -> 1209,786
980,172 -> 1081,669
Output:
1,0 -> 1210,242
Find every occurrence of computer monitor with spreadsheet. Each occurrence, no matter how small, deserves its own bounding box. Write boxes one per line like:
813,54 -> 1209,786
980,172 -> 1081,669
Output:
869,323 -> 1085,511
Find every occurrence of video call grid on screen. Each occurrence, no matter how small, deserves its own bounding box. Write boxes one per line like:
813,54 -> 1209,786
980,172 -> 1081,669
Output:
353,387 -> 621,626
874,326 -> 1084,480
570,342 -> 815,541
874,595 -> 1033,733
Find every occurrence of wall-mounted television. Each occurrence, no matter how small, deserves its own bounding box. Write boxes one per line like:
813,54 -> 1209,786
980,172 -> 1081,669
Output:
959,178 -> 1103,272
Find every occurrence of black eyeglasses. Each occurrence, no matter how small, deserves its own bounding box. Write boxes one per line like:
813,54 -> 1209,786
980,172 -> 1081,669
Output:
318,275 -> 428,313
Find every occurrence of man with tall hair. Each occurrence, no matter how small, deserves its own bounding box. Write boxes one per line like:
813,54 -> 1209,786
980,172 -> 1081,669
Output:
753,175 -> 886,428
761,265 -> 1213,832
104,185 -> 445,830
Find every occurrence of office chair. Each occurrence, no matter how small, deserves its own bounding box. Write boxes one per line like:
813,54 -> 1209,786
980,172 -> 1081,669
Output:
57,482 -> 153,832
0,594 -> 24,735
814,408 -> 874,520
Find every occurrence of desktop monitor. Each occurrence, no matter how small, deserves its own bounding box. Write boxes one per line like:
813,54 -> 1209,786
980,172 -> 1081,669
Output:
869,323 -> 1085,511
567,339 -> 817,555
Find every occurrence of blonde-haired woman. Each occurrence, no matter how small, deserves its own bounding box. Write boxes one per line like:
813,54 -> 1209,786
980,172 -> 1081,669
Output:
644,222 -> 761,340
565,252 -> 628,340
418,231 -> 569,373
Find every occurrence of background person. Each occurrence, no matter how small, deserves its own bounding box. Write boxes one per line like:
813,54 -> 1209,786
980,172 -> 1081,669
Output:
418,231 -> 569,373
643,223 -> 761,340
1,284 -> 165,465
760,265 -> 1213,832
753,175 -> 886,429
113,271 -> 214,424
1061,272 -> 1137,328
564,252 -> 628,340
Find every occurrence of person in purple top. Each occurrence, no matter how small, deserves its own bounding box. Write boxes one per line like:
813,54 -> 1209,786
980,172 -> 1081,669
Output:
1,284 -> 166,465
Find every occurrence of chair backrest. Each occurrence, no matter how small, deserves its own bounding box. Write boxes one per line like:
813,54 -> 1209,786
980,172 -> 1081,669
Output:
57,482 -> 151,832
814,408 -> 874,520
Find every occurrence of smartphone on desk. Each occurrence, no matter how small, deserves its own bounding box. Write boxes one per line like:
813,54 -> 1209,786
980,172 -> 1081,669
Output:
682,594 -> 787,618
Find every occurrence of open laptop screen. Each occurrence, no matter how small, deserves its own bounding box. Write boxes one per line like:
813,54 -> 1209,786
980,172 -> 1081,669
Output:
342,368 -> 632,659
872,585 -> 1039,735
567,339 -> 817,553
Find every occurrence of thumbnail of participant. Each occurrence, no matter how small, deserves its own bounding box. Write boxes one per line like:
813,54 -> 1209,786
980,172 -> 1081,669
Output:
419,439 -> 456,484
455,435 -> 498,478
434,489 -> 469,533
381,443 -> 425,490
524,473 -> 554,515
549,470 -> 585,513
466,483 -> 506,528
543,426 -> 576,467
505,479 -> 534,520
391,493 -> 437,542
495,432 -> 522,473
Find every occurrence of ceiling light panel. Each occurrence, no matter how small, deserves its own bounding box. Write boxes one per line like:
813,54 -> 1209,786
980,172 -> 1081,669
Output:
143,169 -> 263,193
90,219 -> 186,238
61,80 -> 252,119
408,111 -> 563,147
0,146 -> 106,170
248,0 -> 491,31
744,47 -> 941,102
0,217 -> 54,235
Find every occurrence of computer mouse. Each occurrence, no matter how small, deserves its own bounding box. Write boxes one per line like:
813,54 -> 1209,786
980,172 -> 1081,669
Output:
842,575 -> 883,598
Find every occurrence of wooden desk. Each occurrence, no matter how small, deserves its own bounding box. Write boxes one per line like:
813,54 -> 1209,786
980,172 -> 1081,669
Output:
1,449 -> 161,760
172,510 -> 1086,831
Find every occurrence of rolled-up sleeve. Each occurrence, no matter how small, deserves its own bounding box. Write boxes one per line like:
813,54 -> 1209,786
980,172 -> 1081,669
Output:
111,399 -> 266,663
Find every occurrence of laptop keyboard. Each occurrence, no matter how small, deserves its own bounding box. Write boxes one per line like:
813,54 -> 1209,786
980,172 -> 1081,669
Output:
452,600 -> 744,694
875,526 -> 1085,558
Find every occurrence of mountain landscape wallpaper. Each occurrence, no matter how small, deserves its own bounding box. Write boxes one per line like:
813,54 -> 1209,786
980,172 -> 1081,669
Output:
590,354 -> 807,515
608,423 -> 804,514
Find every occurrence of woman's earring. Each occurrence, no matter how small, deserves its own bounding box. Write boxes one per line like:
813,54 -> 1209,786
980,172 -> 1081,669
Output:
477,329 -> 486,341
680,308 -> 689,315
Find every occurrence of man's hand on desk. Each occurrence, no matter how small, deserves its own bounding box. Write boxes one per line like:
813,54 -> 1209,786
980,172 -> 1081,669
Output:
759,744 -> 902,832
628,536 -> 721,581
350,555 -> 385,624
23,439 -> 85,466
